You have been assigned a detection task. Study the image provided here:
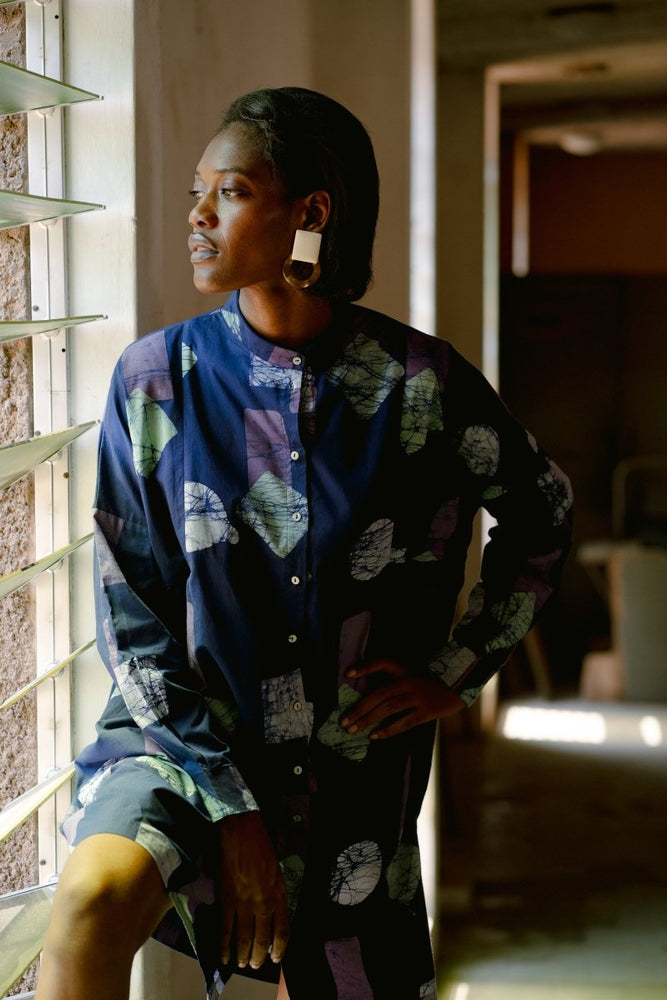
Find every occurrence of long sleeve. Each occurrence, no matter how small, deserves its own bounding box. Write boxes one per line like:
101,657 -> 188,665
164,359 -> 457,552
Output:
93,357 -> 258,823
427,348 -> 573,704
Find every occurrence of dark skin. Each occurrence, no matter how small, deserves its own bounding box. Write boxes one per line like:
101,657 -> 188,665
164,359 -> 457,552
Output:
188,124 -> 466,978
341,658 -> 466,738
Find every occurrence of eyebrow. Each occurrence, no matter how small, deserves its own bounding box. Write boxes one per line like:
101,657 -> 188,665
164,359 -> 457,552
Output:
193,166 -> 253,179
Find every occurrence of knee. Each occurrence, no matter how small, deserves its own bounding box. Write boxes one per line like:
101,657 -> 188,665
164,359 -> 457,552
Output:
53,863 -> 131,928
46,869 -> 135,958
46,839 -> 169,955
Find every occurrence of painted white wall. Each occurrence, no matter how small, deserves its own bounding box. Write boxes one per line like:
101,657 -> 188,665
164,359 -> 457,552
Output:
139,0 -> 410,330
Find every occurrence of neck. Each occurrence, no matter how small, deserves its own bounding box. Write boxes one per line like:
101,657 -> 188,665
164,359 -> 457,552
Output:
238,286 -> 333,348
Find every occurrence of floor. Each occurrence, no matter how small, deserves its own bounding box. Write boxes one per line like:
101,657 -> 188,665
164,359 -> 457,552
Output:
436,698 -> 667,1000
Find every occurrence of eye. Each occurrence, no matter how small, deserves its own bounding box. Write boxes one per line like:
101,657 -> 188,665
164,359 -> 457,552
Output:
219,187 -> 241,199
189,189 -> 204,202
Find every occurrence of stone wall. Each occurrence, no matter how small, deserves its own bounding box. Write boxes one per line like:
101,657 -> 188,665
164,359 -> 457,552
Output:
0,2 -> 39,993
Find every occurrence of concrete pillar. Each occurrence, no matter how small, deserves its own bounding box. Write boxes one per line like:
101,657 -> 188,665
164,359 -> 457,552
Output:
310,0 -> 411,323
436,67 -> 499,379
436,67 -> 501,727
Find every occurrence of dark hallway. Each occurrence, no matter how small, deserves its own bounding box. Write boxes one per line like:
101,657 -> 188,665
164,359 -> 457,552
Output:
437,698 -> 667,998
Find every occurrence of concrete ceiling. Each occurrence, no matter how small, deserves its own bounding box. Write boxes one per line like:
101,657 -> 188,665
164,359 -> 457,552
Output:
438,1 -> 667,152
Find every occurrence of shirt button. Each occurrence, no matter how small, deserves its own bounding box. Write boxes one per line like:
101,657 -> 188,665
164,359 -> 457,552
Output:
292,701 -> 302,712
291,575 -> 301,585
288,634 -> 298,643
290,450 -> 300,461
292,813 -> 303,823
292,511 -> 302,522
292,356 -> 302,366
293,765 -> 303,776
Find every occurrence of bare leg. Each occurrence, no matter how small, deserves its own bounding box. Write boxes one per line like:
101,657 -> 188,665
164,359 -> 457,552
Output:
36,834 -> 172,1000
276,968 -> 291,1000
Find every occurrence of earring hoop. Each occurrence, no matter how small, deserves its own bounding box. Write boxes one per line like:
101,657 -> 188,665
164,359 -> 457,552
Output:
283,229 -> 322,290
282,257 -> 321,289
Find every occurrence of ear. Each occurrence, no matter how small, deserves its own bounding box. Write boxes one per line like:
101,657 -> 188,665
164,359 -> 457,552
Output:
300,190 -> 331,233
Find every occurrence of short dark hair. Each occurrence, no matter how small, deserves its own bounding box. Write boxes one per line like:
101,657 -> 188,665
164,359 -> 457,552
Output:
218,87 -> 379,303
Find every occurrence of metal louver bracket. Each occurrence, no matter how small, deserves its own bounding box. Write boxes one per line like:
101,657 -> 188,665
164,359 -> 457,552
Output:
0,60 -> 100,116
0,639 -> 96,713
0,764 -> 75,845
0,534 -> 93,601
0,420 -> 98,491
0,315 -> 104,344
0,883 -> 57,996
0,189 -> 104,230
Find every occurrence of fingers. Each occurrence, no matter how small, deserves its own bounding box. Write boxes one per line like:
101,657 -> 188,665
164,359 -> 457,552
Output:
221,905 -> 284,971
271,899 -> 290,964
346,657 -> 407,680
340,676 -> 466,738
369,707 -> 423,740
234,906 -> 255,968
219,901 -> 235,966
341,680 -> 415,732
248,908 -> 272,970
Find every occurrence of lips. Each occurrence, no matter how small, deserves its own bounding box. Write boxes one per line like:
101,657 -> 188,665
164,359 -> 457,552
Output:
188,234 -> 219,261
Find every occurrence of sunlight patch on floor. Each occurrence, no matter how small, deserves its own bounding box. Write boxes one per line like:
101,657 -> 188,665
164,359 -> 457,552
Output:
440,984 -> 667,1000
498,699 -> 667,749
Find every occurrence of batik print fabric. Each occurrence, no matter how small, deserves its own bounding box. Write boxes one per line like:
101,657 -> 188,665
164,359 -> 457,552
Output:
64,292 -> 572,1000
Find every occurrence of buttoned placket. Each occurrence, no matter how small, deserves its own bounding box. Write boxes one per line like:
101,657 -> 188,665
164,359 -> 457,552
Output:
282,353 -> 310,820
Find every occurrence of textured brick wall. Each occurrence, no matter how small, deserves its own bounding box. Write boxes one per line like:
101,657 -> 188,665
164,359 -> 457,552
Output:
0,3 -> 39,992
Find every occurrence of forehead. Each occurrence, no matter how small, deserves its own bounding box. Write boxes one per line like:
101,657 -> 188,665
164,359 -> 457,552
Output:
195,124 -> 274,181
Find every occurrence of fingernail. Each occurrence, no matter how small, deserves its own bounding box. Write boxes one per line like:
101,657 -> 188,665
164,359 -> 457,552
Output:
346,668 -> 357,677
347,724 -> 358,733
340,716 -> 349,727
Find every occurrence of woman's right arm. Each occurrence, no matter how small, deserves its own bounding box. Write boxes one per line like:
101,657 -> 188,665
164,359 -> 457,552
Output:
93,359 -> 257,824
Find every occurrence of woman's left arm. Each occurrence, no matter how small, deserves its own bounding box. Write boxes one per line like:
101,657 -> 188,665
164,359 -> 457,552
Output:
341,349 -> 573,736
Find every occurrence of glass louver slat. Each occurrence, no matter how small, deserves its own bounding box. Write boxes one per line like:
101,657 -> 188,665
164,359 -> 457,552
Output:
0,189 -> 103,230
0,60 -> 99,116
0,640 -> 96,713
0,765 -> 75,845
0,884 -> 57,996
0,420 -> 98,491
0,315 -> 104,344
0,534 -> 93,601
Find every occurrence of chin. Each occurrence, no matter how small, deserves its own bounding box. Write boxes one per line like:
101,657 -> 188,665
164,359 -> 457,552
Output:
192,272 -> 228,296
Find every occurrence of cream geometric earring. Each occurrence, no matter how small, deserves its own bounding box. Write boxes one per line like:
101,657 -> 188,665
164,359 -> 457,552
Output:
282,229 -> 322,289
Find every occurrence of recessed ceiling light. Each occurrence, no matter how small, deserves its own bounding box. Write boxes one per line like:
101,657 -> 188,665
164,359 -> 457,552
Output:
559,130 -> 604,155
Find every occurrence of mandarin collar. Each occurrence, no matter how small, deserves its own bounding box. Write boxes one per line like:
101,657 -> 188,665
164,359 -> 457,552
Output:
218,291 -> 353,372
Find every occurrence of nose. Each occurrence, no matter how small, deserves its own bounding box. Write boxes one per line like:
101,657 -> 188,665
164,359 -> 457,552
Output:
188,193 -> 217,229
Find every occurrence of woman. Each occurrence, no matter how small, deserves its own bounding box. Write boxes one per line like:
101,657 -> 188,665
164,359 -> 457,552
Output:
36,87 -> 572,1000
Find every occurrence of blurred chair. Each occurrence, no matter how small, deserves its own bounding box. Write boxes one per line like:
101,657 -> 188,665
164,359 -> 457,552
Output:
609,544 -> 667,702
579,454 -> 667,701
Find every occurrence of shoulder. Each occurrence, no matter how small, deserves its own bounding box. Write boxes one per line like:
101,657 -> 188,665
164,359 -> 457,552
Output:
114,310 -> 221,398
120,309 -> 220,364
347,303 -> 453,380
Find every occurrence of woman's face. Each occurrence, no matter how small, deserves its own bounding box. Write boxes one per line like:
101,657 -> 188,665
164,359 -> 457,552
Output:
188,125 -> 300,295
